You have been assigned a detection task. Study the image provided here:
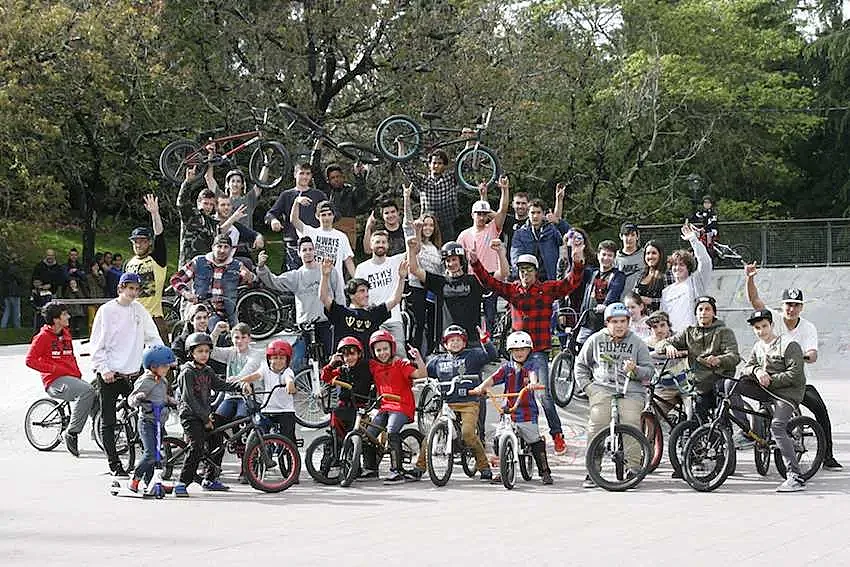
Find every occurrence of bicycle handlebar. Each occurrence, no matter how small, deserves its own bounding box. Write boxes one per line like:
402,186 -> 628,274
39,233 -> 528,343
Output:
487,384 -> 544,415
332,379 -> 352,390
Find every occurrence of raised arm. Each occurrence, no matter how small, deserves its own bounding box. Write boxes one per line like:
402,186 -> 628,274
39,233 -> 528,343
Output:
319,257 -> 335,309
743,262 -> 766,310
552,183 -> 566,222
290,196 -> 310,235
493,239 -> 509,280
362,210 -> 377,255
219,204 -> 247,233
406,238 -> 426,282
493,175 -> 510,232
384,259 -> 409,312
144,194 -> 164,236
470,255 -> 512,300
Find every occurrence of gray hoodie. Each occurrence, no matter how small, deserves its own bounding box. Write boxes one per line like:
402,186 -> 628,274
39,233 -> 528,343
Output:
129,371 -> 173,422
575,328 -> 655,395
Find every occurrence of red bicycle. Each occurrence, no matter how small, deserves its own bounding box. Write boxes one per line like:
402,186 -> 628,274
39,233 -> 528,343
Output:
159,106 -> 291,189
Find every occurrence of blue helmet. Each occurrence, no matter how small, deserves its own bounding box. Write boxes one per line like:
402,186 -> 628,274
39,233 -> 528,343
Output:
604,302 -> 630,321
142,345 -> 176,369
118,272 -> 141,286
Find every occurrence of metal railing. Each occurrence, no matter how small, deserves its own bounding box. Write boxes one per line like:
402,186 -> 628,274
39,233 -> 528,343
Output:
637,218 -> 850,267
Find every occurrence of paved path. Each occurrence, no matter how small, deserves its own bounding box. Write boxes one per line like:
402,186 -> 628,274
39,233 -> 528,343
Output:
2,342 -> 849,566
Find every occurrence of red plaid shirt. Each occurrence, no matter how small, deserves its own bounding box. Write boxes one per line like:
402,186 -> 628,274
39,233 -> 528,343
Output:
472,259 -> 584,352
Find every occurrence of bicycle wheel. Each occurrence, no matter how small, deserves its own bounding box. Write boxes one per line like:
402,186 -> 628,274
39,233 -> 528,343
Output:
305,434 -> 341,485
641,412 -> 664,474
242,433 -> 301,493
461,447 -> 477,478
774,416 -> 825,481
236,288 -> 282,340
752,412 -> 772,476
426,421 -> 453,486
455,145 -> 500,191
731,244 -> 755,266
293,368 -> 331,429
668,419 -> 699,477
159,140 -> 203,185
335,142 -> 382,165
499,435 -> 518,490
400,429 -> 424,475
24,399 -> 67,451
95,413 -> 136,470
416,383 -> 442,435
519,447 -> 534,482
339,433 -> 362,487
374,115 -> 422,162
248,140 -> 291,190
681,425 -> 735,492
549,350 -> 576,408
161,436 -> 187,481
586,424 -> 652,492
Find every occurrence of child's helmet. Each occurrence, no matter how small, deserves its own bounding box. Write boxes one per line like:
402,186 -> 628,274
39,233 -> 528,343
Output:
369,329 -> 396,357
506,331 -> 533,351
142,345 -> 176,369
185,332 -> 213,352
441,325 -> 468,348
266,339 -> 293,361
604,302 -> 630,321
337,336 -> 364,354
440,241 -> 468,271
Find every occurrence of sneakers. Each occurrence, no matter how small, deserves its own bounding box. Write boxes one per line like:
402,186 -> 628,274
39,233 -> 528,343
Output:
541,471 -> 553,485
128,478 -> 141,493
358,469 -> 379,481
553,433 -> 567,455
174,483 -> 189,497
63,431 -> 79,457
823,457 -> 843,470
405,467 -> 424,482
733,431 -> 755,449
201,479 -> 231,491
582,475 -> 597,489
671,469 -> 683,479
111,464 -> 130,479
776,475 -> 806,493
479,468 -> 493,482
384,470 -> 405,483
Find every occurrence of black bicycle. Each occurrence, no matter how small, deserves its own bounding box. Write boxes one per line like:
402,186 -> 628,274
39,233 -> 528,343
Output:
640,357 -> 693,474
161,384 -> 301,493
277,103 -> 382,165
235,282 -> 297,340
549,308 -> 589,408
681,377 -> 826,492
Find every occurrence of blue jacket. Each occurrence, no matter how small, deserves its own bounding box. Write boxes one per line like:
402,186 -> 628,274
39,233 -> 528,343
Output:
426,341 -> 497,404
509,220 -> 570,281
579,267 -> 625,331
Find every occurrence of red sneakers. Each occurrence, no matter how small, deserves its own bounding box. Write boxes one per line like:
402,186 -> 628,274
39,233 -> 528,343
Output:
553,433 -> 567,455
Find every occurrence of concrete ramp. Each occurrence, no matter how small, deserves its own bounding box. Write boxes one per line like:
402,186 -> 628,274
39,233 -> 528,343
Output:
712,267 -> 850,379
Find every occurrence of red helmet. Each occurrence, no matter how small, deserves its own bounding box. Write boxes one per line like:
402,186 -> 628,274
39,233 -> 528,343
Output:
266,339 -> 293,360
337,336 -> 364,354
369,329 -> 396,357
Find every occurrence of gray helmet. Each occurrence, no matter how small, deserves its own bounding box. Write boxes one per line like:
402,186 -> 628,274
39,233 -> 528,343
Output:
185,332 -> 213,352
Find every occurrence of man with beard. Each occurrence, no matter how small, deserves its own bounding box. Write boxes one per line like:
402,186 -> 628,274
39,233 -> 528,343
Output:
355,231 -> 407,354
123,194 -> 169,342
170,235 -> 254,328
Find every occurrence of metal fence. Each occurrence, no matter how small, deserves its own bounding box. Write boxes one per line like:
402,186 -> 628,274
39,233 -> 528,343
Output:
637,218 -> 850,267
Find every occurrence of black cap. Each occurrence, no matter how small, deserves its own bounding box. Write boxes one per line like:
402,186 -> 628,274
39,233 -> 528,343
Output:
694,295 -> 717,314
747,309 -> 773,325
214,234 -> 233,247
620,222 -> 639,236
781,288 -> 804,304
129,227 -> 153,241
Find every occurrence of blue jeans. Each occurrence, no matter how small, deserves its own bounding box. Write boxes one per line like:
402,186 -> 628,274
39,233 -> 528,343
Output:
482,293 -> 498,336
216,398 -> 248,420
528,351 -> 562,436
134,418 -> 159,483
367,410 -> 410,436
1,296 -> 21,328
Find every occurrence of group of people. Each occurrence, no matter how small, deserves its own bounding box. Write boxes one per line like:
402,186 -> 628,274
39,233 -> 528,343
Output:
22,141 -> 841,495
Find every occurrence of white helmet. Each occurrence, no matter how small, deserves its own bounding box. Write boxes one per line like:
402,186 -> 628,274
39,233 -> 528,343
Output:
516,254 -> 538,269
506,331 -> 533,350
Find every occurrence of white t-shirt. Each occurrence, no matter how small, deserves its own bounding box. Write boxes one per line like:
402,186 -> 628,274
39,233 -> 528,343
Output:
355,254 -> 404,322
660,280 -> 693,334
90,299 -> 163,375
300,225 -> 353,300
771,310 -> 818,353
260,364 -> 295,414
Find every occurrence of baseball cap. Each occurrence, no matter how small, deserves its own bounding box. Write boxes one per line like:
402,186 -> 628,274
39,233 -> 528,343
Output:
747,309 -> 773,325
129,227 -> 153,241
619,222 -> 639,236
516,254 -> 538,269
118,272 -> 142,286
694,295 -> 717,314
646,311 -> 670,326
472,200 -> 492,214
186,303 -> 209,321
214,234 -> 233,248
781,288 -> 804,304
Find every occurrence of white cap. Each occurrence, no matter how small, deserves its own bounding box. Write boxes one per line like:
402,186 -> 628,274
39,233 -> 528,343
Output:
471,200 -> 492,214
516,254 -> 538,269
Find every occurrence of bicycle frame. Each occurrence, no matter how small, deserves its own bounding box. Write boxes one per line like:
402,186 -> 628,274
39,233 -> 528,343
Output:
705,378 -> 774,447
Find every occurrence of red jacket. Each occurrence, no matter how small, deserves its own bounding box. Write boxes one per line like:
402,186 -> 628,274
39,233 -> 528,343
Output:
26,325 -> 82,388
369,358 -> 416,419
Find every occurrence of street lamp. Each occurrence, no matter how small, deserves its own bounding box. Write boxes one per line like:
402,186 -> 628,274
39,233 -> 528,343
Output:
686,173 -> 702,206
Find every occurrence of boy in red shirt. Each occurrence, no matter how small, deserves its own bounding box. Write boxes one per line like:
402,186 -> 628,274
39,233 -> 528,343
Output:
25,301 -> 96,457
367,329 -> 428,482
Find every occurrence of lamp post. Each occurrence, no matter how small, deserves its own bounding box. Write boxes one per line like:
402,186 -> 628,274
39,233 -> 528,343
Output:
686,173 -> 702,207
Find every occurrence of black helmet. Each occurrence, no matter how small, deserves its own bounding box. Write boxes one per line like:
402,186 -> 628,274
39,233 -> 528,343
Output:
440,241 -> 468,271
185,332 -> 213,352
129,227 -> 153,241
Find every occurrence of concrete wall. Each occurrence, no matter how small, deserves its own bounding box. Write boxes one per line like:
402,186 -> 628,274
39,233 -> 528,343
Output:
711,267 -> 850,379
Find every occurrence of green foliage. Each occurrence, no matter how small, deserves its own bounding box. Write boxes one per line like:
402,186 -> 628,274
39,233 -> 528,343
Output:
717,198 -> 785,221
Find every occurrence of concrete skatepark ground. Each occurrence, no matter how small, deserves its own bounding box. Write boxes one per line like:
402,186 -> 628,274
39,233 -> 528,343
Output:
2,267 -> 849,566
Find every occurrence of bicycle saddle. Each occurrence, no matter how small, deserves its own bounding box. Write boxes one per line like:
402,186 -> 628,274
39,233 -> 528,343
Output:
421,111 -> 442,121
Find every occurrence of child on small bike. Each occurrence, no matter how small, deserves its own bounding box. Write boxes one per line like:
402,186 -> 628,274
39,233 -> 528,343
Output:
645,310 -> 691,414
471,331 -> 553,485
368,329 -> 428,482
411,325 -> 498,481
241,339 -> 298,445
320,337 -> 378,475
128,345 -> 178,493
690,194 -> 718,243
210,321 -> 263,421
574,303 -> 654,489
174,332 -> 251,497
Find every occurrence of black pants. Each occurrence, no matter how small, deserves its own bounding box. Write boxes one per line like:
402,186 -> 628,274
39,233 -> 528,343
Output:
98,375 -> 132,470
265,412 -> 296,445
803,385 -> 836,460
178,416 -> 225,485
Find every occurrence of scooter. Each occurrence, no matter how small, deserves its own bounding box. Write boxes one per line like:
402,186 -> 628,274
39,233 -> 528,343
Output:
110,404 -> 170,499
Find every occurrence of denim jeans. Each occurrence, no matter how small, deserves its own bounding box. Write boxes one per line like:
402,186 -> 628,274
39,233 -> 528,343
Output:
0,296 -> 21,328
216,398 -> 248,420
527,351 -> 562,436
134,418 -> 159,483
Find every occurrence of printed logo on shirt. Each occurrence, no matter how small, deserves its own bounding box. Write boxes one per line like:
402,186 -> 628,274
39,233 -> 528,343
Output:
365,266 -> 394,290
314,234 -> 341,263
